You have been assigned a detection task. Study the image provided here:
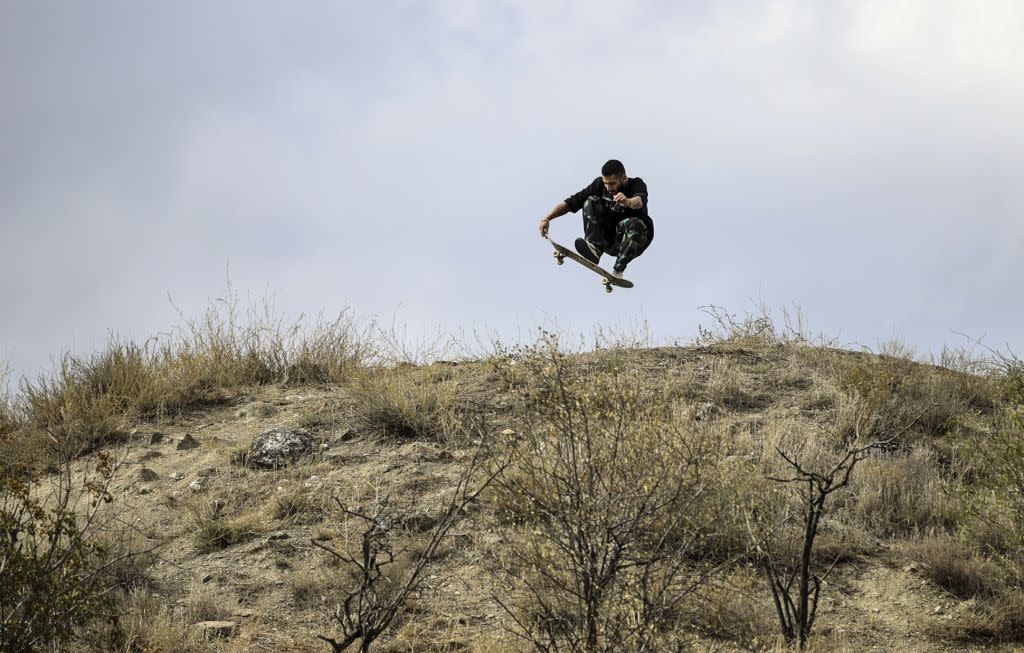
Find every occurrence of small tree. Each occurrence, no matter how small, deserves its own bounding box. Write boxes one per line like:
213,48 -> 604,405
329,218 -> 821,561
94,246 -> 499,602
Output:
491,335 -> 729,652
314,437 -> 502,652
756,411 -> 926,648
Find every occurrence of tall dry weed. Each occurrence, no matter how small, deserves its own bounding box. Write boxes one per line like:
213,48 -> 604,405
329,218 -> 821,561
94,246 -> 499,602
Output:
848,446 -> 962,538
16,284 -> 374,463
348,368 -> 463,441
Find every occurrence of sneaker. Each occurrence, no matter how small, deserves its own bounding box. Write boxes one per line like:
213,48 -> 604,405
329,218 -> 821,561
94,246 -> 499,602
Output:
611,264 -> 627,279
574,238 -> 602,264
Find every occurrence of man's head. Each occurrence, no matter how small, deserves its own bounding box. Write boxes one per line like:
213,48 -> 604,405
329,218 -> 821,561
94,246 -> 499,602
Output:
601,159 -> 627,193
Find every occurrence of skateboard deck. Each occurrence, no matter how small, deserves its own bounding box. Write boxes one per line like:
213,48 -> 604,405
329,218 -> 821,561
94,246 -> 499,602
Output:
545,236 -> 634,292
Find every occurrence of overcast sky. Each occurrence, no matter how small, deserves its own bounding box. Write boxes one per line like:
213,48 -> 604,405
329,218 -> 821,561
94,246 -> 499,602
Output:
2,1 -> 1022,383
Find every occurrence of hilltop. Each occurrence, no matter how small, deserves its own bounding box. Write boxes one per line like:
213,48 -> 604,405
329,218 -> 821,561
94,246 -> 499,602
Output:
3,306 -> 1024,652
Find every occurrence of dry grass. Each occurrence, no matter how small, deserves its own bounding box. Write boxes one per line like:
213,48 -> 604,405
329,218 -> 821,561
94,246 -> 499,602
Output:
348,367 -> 463,441
908,536 -> 1007,600
943,590 -> 1024,643
185,491 -> 267,553
683,568 -> 778,648
848,446 -> 962,538
829,340 -> 1002,447
14,285 -> 374,466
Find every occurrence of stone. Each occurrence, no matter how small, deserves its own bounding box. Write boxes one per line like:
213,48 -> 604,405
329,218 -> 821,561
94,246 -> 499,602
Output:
193,621 -> 237,639
247,428 -> 315,469
150,432 -> 165,445
303,475 -> 322,489
138,468 -> 160,482
177,433 -> 201,450
188,479 -> 204,493
170,472 -> 184,481
269,531 -> 290,541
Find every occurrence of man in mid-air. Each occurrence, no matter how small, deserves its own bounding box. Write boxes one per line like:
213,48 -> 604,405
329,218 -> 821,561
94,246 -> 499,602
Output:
538,159 -> 653,278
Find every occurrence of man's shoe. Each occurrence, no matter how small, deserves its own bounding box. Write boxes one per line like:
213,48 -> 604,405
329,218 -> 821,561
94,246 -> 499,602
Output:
574,238 -> 602,264
611,264 -> 627,279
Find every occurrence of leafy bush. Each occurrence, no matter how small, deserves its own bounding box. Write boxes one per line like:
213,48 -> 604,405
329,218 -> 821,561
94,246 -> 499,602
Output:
0,452 -> 123,652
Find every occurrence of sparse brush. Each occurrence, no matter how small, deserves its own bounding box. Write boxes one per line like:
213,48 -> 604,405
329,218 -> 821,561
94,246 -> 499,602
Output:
273,482 -> 327,523
0,448 -> 127,652
186,494 -> 265,552
909,536 -> 1007,600
684,569 -> 777,648
831,340 -> 999,447
943,589 -> 1024,643
16,281 -> 375,467
348,368 -> 462,441
0,365 -> 20,439
490,333 -> 731,652
847,446 -> 962,538
967,406 -> 1024,545
706,358 -> 764,410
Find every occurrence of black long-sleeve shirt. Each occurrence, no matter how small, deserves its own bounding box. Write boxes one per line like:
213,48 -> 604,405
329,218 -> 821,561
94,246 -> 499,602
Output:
564,176 -> 654,243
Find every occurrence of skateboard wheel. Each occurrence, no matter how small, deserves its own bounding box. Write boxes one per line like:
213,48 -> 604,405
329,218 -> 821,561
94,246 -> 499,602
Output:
605,285 -> 613,293
553,252 -> 564,265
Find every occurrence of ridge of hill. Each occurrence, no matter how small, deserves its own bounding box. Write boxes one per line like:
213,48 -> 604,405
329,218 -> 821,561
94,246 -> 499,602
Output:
4,310 -> 1024,652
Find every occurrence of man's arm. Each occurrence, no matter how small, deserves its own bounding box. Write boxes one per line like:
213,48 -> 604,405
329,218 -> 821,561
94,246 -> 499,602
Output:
628,178 -> 648,210
538,201 -> 569,236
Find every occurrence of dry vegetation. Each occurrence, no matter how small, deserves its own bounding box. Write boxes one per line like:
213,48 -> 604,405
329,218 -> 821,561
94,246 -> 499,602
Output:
3,299 -> 1024,652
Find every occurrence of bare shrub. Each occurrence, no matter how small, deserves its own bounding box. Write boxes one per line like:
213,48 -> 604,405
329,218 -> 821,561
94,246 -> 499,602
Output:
490,333 -> 730,652
753,409 -> 923,649
314,437 -> 501,653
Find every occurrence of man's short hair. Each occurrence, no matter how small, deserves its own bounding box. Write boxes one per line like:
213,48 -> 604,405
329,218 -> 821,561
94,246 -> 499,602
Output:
601,159 -> 626,176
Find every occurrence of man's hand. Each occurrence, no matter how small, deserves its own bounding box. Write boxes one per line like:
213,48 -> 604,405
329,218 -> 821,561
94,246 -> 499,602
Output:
539,217 -> 551,237
613,192 -> 629,207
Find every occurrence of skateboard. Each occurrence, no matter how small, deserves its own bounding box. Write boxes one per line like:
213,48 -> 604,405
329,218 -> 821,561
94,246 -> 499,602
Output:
545,236 -> 634,293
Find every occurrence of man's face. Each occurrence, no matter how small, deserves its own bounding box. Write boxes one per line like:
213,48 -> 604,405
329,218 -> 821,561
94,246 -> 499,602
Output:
602,174 -> 626,194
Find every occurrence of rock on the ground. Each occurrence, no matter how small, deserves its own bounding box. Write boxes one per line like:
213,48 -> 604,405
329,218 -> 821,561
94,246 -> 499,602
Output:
176,433 -> 201,450
138,468 -> 160,482
247,428 -> 315,469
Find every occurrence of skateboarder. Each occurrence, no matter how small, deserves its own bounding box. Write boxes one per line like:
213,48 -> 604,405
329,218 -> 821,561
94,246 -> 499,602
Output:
538,159 -> 653,277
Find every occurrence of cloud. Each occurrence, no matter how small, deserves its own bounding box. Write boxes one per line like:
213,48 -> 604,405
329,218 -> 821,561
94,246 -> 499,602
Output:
2,0 -> 1023,380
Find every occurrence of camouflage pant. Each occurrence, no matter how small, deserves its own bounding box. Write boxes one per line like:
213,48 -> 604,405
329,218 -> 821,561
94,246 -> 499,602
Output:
582,196 -> 649,270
